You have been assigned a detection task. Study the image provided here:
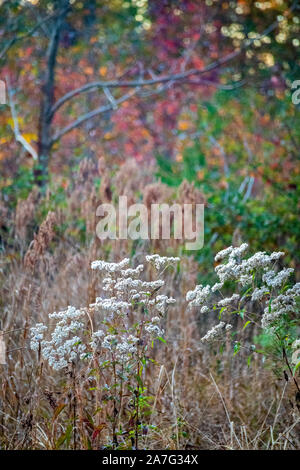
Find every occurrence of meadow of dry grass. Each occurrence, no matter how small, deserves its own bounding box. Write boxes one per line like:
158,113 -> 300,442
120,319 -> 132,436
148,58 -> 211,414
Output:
0,159 -> 299,451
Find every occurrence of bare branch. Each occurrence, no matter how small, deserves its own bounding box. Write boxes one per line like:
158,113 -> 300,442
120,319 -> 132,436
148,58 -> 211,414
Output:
0,13 -> 55,61
51,90 -> 136,144
103,87 -> 118,110
6,77 -> 38,161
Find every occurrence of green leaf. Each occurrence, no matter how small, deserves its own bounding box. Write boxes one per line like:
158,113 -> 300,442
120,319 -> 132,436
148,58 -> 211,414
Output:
239,309 -> 245,319
233,342 -> 241,356
157,336 -> 166,343
293,361 -> 300,375
55,424 -> 73,449
243,321 -> 252,330
135,374 -> 143,387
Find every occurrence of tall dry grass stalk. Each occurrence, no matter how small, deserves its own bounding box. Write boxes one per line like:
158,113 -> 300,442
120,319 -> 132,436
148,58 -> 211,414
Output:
24,211 -> 58,273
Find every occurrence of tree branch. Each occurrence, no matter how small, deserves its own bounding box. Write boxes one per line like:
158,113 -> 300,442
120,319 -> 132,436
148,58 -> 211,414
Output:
6,77 -> 38,160
0,13 -> 55,61
50,0 -> 299,116
51,90 -> 137,144
37,0 -> 69,174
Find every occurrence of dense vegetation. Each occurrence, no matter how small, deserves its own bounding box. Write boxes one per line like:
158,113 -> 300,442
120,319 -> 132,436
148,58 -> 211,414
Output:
0,0 -> 299,450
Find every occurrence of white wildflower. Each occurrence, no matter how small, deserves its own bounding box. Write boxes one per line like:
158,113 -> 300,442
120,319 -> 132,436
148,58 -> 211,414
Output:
201,322 -> 232,343
251,287 -> 269,301
291,339 -> 300,366
121,265 -> 144,277
292,339 -> 300,350
214,246 -> 233,262
91,258 -> 130,273
102,335 -> 118,351
30,323 -> 47,351
200,306 -> 209,313
146,254 -> 180,271
102,277 -> 116,292
218,294 -> 239,308
211,282 -> 224,292
114,277 -> 164,295
186,285 -> 211,307
228,243 -> 249,260
238,274 -> 253,286
92,297 -> 130,318
261,289 -> 296,328
149,295 -> 176,314
90,329 -> 105,350
116,335 -> 139,359
145,323 -> 164,338
262,268 -> 294,289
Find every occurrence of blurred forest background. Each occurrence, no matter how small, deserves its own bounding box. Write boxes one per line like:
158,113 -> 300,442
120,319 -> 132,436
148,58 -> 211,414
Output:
0,0 -> 299,272
0,0 -> 300,450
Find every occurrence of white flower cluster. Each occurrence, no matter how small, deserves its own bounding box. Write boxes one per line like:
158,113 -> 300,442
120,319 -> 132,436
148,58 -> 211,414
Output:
291,339 -> 300,366
91,297 -> 131,319
201,322 -> 232,343
218,294 -> 239,308
90,256 -> 177,352
148,295 -> 176,315
99,333 -> 139,360
146,254 -> 180,271
261,282 -> 300,329
30,323 -> 48,350
114,278 -> 164,297
292,339 -> 300,350
115,335 -> 139,359
82,255 -> 178,364
121,265 -> 144,278
30,306 -> 86,370
187,243 -> 299,345
211,282 -> 224,293
214,243 -> 248,262
31,255 -> 179,371
90,329 -> 105,350
144,323 -> 164,338
186,285 -> 211,307
91,258 -> 130,273
214,246 -> 285,286
251,286 -> 269,302
262,268 -> 294,289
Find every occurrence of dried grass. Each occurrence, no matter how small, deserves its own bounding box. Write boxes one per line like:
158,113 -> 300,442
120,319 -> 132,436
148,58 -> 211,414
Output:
0,169 -> 299,450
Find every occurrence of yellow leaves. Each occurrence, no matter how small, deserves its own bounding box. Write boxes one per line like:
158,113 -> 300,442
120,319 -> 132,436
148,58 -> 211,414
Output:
0,177 -> 12,188
7,116 -> 22,127
140,128 -> 150,138
99,66 -> 107,77
258,53 -> 275,67
103,132 -> 114,140
22,133 -> 37,143
178,120 -> 190,131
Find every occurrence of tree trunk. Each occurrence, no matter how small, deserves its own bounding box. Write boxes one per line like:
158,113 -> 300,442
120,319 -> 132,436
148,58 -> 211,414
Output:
35,0 -> 69,187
